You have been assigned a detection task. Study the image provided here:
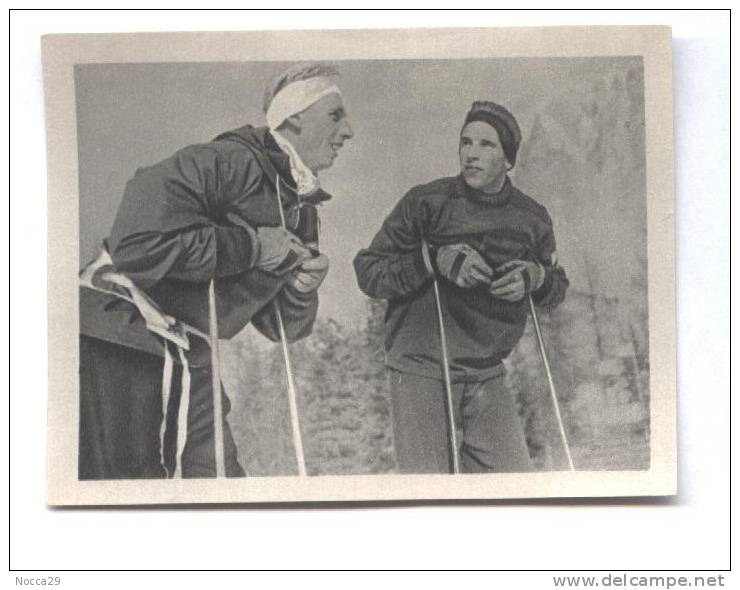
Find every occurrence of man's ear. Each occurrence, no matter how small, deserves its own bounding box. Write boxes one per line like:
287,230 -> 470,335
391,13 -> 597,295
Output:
281,114 -> 302,135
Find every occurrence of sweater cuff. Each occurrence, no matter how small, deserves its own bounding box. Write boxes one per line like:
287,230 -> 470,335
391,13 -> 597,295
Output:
531,265 -> 554,304
214,225 -> 258,277
407,247 -> 433,284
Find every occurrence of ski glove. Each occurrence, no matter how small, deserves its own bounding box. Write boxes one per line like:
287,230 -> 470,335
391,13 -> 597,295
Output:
255,226 -> 312,275
226,212 -> 311,275
436,243 -> 494,288
287,253 -> 330,294
489,260 -> 545,302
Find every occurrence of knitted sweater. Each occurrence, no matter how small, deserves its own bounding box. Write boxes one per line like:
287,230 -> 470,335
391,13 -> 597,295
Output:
353,175 -> 568,382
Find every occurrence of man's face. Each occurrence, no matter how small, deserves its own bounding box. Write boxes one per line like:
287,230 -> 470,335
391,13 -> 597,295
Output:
459,121 -> 510,193
292,93 -> 354,172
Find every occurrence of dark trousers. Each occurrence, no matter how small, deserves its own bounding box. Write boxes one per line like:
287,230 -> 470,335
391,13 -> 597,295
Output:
79,335 -> 244,479
389,370 -> 533,474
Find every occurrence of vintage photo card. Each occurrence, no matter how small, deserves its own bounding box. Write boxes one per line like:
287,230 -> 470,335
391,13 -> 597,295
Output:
44,26 -> 675,505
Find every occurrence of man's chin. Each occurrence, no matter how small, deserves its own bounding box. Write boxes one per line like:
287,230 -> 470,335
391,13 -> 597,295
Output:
316,156 -> 337,172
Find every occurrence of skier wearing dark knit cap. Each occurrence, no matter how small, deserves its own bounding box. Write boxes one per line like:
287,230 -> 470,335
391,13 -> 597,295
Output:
354,101 -> 569,474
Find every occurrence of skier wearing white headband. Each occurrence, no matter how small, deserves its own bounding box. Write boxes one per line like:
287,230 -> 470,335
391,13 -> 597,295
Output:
264,65 -> 353,195
78,63 -> 353,479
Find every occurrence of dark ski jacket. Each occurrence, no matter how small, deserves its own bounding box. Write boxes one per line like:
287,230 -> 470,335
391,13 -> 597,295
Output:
80,126 -> 329,366
354,175 -> 568,382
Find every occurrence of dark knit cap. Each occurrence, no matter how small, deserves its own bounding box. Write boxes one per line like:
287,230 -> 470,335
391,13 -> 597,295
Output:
463,101 -> 522,166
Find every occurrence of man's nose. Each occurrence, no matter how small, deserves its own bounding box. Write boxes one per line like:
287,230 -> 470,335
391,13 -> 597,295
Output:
339,119 -> 354,140
465,145 -> 483,160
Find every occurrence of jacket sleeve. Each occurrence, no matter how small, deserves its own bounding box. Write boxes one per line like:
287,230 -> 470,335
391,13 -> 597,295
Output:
353,193 -> 433,300
108,146 -> 262,290
250,286 -> 318,343
530,222 -> 569,312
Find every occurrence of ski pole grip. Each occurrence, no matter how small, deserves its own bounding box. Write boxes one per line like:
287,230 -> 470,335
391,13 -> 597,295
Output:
421,240 -> 436,277
296,204 -> 320,256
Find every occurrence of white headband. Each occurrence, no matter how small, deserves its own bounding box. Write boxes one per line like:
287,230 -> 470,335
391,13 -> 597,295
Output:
266,76 -> 341,130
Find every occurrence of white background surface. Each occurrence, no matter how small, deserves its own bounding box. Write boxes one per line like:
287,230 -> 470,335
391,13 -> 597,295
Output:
7,7 -> 731,582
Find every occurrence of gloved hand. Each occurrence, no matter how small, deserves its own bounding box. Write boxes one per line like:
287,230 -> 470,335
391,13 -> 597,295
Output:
436,243 -> 494,288
286,253 -> 330,294
489,260 -> 545,302
256,226 -> 312,275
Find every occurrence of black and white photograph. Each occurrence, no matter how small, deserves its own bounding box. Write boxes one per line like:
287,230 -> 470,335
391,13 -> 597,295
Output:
43,26 -> 676,504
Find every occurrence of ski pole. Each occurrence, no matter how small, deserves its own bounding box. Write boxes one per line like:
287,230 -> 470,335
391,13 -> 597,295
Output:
527,294 -> 575,471
208,279 -> 227,478
423,241 -> 460,474
274,178 -> 307,476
